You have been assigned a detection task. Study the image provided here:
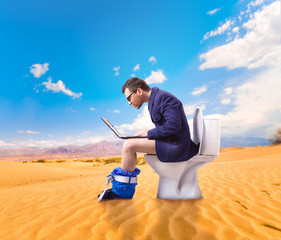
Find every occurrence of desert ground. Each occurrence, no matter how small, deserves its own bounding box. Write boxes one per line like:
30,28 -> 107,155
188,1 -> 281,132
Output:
0,145 -> 281,240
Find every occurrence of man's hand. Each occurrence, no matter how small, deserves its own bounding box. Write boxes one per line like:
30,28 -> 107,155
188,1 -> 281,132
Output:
135,130 -> 148,137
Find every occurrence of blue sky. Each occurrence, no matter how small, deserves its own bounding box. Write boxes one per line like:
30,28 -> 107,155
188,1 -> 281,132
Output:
0,0 -> 280,148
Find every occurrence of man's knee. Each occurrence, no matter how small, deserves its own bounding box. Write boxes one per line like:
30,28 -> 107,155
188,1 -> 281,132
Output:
122,139 -> 136,153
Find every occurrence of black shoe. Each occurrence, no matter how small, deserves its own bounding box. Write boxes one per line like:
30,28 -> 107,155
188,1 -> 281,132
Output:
98,189 -> 125,201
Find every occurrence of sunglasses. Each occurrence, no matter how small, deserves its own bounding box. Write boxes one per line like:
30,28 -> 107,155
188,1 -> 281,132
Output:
127,89 -> 137,102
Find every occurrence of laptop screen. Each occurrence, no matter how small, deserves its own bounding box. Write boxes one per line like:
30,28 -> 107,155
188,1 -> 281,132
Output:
101,117 -> 122,138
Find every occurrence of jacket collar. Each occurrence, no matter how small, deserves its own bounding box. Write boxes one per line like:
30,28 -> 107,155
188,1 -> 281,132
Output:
148,87 -> 159,112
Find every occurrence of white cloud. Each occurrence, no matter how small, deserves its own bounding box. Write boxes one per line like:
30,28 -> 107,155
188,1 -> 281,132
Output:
133,64 -> 140,72
199,1 -> 281,70
0,134 -> 113,149
191,85 -> 208,96
113,110 -> 120,114
207,8 -> 221,15
232,26 -> 240,33
184,104 -> 206,115
30,63 -> 49,78
74,135 -> 112,145
90,107 -> 95,111
198,1 -> 281,139
221,98 -> 232,105
42,77 -> 82,99
0,140 -> 14,147
118,106 -> 154,135
148,56 -> 157,65
220,88 -> 233,105
203,19 -> 234,41
17,139 -> 65,148
224,87 -> 233,95
214,66 -> 281,138
82,131 -> 92,136
145,70 -> 167,84
113,66 -> 120,76
250,0 -> 264,7
18,130 -> 40,134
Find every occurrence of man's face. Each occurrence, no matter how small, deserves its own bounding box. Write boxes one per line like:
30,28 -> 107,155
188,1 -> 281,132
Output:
124,88 -> 143,109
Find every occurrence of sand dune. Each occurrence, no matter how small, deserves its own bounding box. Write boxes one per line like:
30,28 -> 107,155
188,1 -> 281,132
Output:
0,145 -> 281,240
0,160 -> 96,189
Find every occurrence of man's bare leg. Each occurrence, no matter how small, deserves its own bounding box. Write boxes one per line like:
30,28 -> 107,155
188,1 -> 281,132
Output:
122,138 -> 156,172
98,138 -> 155,200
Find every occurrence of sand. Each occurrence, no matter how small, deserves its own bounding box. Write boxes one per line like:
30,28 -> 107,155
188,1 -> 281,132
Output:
0,145 -> 281,240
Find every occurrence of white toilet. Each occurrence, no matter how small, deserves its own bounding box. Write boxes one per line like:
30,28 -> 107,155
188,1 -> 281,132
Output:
144,108 -> 221,200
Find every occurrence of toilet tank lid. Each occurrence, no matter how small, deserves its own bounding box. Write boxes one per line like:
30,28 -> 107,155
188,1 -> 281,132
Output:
204,117 -> 220,120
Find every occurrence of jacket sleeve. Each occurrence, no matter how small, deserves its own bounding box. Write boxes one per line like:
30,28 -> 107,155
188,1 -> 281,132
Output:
148,95 -> 182,139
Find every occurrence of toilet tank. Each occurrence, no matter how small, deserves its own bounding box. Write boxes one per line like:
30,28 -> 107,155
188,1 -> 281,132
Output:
200,118 -> 221,156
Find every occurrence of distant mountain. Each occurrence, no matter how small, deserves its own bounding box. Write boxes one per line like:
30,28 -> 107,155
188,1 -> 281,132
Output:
0,140 -> 124,161
44,141 -> 124,156
0,137 -> 272,161
220,137 -> 271,149
0,147 -> 46,156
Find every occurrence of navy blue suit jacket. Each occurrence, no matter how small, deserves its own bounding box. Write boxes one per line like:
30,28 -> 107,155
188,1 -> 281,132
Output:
147,87 -> 198,162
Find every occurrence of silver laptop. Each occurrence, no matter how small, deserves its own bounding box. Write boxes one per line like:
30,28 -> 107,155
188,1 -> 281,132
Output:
101,117 -> 147,139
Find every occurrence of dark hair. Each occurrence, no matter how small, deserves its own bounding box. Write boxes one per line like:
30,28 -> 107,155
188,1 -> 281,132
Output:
122,77 -> 151,93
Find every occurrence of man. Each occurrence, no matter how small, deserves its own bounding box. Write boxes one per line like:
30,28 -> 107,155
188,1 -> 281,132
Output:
98,77 -> 198,201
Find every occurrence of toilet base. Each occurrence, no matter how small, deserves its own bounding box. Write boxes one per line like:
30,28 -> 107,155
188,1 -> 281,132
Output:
157,174 -> 202,200
145,155 -> 216,200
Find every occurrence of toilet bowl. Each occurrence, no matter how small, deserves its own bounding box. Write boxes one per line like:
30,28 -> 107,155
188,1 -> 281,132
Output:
144,108 -> 220,200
